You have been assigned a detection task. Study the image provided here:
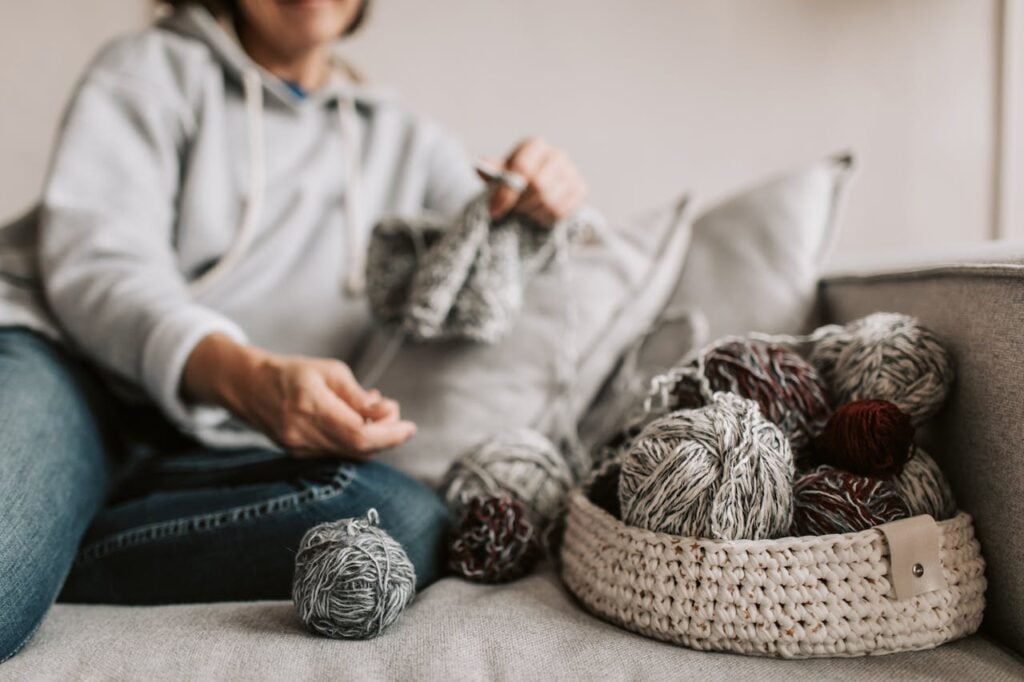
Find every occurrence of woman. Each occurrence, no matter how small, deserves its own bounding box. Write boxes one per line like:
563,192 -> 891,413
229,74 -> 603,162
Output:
0,0 -> 586,660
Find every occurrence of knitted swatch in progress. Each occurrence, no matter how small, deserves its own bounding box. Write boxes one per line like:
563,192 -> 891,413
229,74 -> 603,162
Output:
365,192 -> 587,343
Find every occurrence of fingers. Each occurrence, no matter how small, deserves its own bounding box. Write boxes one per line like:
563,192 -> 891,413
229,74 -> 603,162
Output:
312,388 -> 416,457
489,137 -> 586,226
489,138 -> 548,219
319,360 -> 379,417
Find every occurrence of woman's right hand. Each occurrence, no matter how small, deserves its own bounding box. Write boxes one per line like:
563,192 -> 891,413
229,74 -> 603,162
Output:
182,333 -> 416,459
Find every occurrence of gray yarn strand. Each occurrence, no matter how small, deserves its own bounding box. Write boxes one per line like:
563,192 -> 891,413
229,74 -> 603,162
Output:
292,509 -> 416,639
618,392 -> 794,540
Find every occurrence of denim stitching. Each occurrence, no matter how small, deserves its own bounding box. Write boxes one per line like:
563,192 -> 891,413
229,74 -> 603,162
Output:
75,465 -> 354,564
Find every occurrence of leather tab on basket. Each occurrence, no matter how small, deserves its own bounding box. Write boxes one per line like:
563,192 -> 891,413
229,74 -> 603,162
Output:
878,514 -> 947,600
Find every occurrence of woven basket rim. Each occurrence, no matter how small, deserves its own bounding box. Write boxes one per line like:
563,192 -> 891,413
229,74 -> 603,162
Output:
569,486 -> 971,551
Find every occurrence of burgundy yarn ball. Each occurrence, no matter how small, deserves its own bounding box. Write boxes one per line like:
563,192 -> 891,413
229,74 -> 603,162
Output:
674,339 -> 832,456
792,465 -> 910,536
814,399 -> 915,477
448,495 -> 541,583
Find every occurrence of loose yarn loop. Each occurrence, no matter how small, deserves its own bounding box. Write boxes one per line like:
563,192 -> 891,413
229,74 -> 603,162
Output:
814,399 -> 914,477
441,428 -> 574,526
618,392 -> 794,540
292,509 -> 416,640
671,338 -> 832,456
894,448 -> 958,520
810,313 -> 954,425
792,465 -> 910,536
448,494 -> 542,583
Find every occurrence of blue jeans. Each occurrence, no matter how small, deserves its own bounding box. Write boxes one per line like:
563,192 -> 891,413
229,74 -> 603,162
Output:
0,328 -> 451,661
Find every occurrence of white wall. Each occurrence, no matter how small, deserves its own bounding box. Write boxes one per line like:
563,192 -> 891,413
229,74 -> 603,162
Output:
0,0 -> 1009,259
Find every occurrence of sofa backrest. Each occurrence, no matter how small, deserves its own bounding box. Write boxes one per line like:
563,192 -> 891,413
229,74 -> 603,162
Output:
819,244 -> 1024,656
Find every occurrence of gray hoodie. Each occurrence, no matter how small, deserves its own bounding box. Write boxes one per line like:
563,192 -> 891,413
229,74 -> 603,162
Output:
0,5 -> 483,445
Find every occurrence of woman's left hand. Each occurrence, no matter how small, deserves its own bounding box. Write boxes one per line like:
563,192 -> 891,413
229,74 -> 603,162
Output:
481,137 -> 587,227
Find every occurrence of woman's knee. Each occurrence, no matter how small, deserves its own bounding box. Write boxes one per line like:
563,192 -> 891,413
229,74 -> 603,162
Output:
317,460 -> 452,590
0,328 -> 116,659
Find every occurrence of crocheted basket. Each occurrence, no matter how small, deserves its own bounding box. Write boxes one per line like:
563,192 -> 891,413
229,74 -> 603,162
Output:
560,466 -> 986,658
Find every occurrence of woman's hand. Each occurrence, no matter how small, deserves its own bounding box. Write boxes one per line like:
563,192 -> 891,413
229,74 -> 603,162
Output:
482,137 -> 587,227
182,333 -> 416,459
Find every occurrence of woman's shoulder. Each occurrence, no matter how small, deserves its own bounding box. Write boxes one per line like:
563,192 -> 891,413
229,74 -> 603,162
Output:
80,19 -> 221,107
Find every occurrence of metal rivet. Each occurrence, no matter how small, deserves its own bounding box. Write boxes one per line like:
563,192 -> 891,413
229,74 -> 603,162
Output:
912,563 -> 925,578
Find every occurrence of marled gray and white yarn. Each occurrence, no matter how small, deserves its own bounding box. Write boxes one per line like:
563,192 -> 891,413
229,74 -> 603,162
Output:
810,312 -> 954,425
618,392 -> 794,540
441,428 -> 574,525
365,192 -> 581,343
894,447 -> 958,520
292,509 -> 415,640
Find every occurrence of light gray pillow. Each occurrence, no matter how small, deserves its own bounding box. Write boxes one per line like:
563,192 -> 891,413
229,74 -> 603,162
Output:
578,153 -> 854,451
352,198 -> 694,485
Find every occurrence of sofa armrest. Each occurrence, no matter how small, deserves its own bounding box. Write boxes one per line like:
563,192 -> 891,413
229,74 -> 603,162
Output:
816,240 -> 1024,657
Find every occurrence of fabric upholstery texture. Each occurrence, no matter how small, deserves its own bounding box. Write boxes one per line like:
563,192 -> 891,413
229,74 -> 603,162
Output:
818,245 -> 1024,657
353,196 -> 693,485
8,567 -> 1023,681
666,153 -> 853,343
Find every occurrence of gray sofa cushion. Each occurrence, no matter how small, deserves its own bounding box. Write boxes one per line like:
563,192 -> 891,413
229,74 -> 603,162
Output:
819,242 -> 1024,657
669,153 -> 853,342
11,567 -> 1023,680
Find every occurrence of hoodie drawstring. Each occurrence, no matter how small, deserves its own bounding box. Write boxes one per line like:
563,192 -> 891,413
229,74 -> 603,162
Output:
188,68 -> 366,298
189,70 -> 265,297
337,95 -> 367,296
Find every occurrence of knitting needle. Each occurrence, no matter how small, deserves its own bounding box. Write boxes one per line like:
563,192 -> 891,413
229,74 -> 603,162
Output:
473,159 -> 528,194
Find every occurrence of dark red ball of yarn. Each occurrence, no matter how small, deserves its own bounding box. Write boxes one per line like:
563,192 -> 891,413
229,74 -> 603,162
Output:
448,494 -> 542,583
792,465 -> 910,536
674,339 -> 832,456
814,399 -> 914,477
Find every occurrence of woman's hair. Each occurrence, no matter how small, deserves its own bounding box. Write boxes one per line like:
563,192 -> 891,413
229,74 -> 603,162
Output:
162,0 -> 371,37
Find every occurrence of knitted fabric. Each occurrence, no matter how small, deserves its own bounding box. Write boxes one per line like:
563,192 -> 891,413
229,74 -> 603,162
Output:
618,392 -> 794,540
562,473 -> 986,658
810,312 -> 954,425
365,192 -> 585,343
292,509 -> 416,639
791,465 -> 910,536
671,338 -> 832,456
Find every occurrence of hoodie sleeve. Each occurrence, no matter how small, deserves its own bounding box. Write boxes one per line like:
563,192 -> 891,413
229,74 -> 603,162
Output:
421,125 -> 484,218
39,68 -> 247,430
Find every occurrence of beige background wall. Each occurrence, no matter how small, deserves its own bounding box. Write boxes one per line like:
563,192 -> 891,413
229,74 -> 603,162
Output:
1,0 -> 1016,260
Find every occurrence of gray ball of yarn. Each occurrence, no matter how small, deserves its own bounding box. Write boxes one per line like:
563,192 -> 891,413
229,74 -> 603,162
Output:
810,313 -> 954,425
441,428 -> 574,525
893,447 -> 957,520
292,509 -> 416,639
618,392 -> 794,540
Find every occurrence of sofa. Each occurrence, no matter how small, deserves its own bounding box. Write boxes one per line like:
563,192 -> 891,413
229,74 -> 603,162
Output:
4,241 -> 1022,681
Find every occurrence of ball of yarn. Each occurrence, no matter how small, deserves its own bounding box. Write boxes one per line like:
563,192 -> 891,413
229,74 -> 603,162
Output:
618,392 -> 794,540
792,465 -> 910,536
814,399 -> 914,477
448,494 -> 541,583
673,339 -> 832,455
810,313 -> 954,425
893,448 -> 957,520
292,509 -> 416,639
441,428 -> 573,525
